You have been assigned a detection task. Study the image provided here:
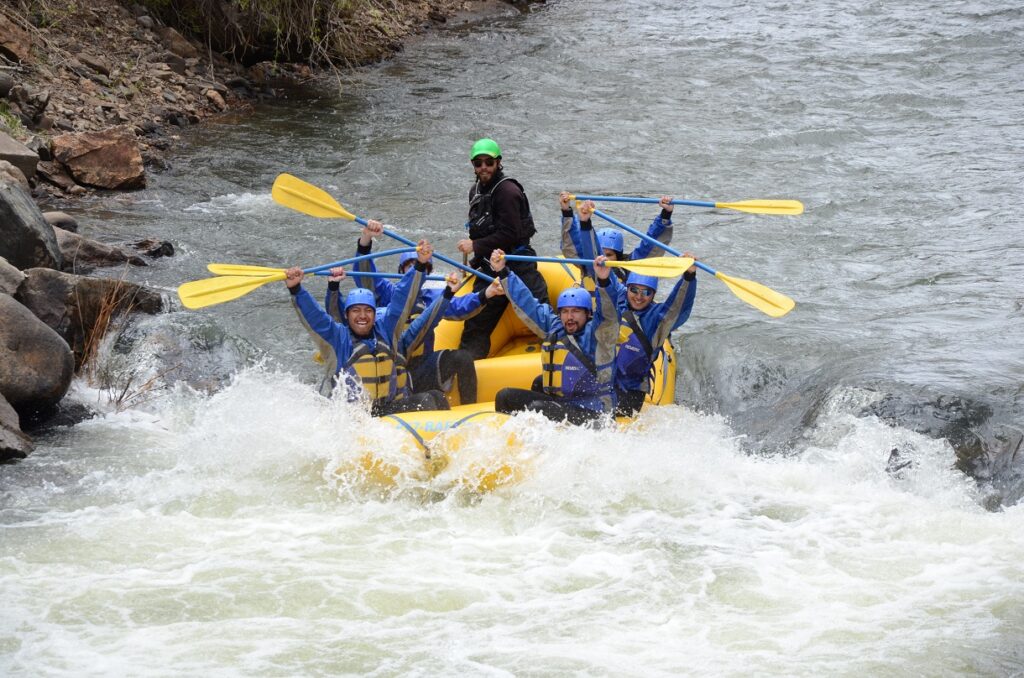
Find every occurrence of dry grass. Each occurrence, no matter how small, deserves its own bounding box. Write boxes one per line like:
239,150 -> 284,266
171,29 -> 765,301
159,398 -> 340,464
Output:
77,267 -> 179,411
129,0 -> 435,68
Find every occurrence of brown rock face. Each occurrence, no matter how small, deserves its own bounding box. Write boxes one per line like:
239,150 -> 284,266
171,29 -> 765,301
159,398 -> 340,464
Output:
0,14 -> 32,62
157,26 -> 199,59
51,127 -> 146,190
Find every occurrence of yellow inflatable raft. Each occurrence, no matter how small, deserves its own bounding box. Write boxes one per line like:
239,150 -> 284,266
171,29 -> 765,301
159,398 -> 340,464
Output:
339,261 -> 677,492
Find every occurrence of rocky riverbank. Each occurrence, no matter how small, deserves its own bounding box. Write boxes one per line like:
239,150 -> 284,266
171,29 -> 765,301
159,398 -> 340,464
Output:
0,0 -> 530,461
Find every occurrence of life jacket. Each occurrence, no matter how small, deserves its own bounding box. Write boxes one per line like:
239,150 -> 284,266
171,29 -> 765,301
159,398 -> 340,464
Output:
540,333 -> 613,403
403,285 -> 449,358
616,308 -> 658,393
467,175 -> 536,243
342,338 -> 409,403
404,298 -> 429,359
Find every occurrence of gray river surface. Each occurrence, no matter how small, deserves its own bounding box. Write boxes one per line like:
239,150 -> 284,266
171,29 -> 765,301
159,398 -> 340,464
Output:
3,0 -> 1024,674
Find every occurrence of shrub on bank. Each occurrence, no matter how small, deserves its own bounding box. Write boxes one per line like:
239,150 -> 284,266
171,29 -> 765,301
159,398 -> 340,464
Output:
131,0 -> 422,66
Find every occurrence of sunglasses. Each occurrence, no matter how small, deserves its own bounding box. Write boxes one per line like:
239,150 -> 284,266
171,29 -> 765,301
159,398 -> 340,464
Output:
627,286 -> 655,297
471,156 -> 497,168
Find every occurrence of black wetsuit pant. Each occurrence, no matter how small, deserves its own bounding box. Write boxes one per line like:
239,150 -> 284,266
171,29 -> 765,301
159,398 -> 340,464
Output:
460,257 -> 549,360
371,390 -> 449,416
408,349 -> 478,404
495,387 -> 604,426
614,389 -> 647,418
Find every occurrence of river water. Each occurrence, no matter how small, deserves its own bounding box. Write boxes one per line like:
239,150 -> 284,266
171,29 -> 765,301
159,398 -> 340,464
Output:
3,0 -> 1024,674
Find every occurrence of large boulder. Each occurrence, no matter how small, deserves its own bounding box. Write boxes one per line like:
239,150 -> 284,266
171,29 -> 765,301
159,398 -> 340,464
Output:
54,229 -> 148,273
0,178 -> 62,270
15,268 -> 163,369
51,127 -> 146,190
0,293 -> 74,412
1,392 -> 33,462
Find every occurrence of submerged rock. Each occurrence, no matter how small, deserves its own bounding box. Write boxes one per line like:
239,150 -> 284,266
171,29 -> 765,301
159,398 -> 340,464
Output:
42,211 -> 79,233
54,229 -> 148,273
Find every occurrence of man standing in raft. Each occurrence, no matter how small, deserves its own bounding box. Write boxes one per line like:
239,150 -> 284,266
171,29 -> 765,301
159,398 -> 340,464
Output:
284,240 -> 454,415
456,138 -> 549,360
488,248 -> 620,425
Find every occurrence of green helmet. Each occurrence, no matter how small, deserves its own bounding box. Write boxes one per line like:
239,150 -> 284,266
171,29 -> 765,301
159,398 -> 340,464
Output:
470,138 -> 502,160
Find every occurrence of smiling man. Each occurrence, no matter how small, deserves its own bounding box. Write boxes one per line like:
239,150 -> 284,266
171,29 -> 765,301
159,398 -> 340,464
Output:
487,248 -> 621,426
608,262 -> 696,417
455,138 -> 549,360
283,239 -> 454,416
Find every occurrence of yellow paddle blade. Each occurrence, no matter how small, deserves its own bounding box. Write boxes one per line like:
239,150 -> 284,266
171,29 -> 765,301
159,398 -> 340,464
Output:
272,173 -> 356,220
207,263 -> 286,277
715,271 -> 795,317
177,272 -> 286,309
607,257 -> 695,278
715,199 -> 804,215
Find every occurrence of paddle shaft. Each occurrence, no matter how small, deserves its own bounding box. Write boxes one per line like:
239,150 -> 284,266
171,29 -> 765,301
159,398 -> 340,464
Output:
273,174 -> 495,283
575,194 -> 718,209
300,247 -> 415,275
592,209 -> 717,277
359,218 -> 495,284
313,270 -> 446,281
503,254 -> 600,267
572,194 -> 803,215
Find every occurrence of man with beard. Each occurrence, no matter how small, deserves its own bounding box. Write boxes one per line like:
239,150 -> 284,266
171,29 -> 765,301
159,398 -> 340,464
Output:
456,138 -> 549,360
488,248 -> 620,426
284,240 -> 453,415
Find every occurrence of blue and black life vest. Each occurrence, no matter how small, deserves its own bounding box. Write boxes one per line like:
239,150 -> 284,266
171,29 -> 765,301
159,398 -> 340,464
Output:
540,333 -> 613,404
467,175 -> 536,242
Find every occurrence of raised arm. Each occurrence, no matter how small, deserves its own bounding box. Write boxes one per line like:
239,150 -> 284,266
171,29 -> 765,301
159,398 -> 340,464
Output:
648,255 -> 698,347
492,248 -> 558,338
350,218 -> 394,306
630,196 -> 674,260
559,190 -> 585,260
380,240 -> 431,348
285,267 -> 351,352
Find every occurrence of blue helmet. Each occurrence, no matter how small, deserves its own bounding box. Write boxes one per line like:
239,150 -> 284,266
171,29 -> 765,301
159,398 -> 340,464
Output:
344,288 -> 377,313
597,228 -> 623,254
398,251 -> 431,273
625,272 -> 658,293
556,287 -> 593,311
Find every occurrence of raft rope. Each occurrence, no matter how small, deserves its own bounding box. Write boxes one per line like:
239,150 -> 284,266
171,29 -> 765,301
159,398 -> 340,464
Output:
384,409 -> 507,459
384,414 -> 431,457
